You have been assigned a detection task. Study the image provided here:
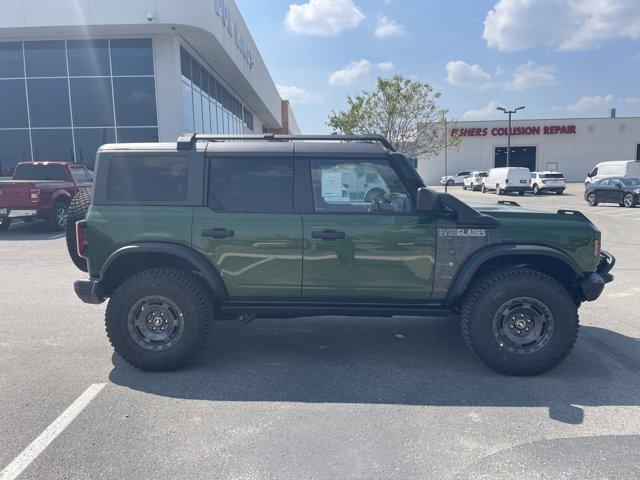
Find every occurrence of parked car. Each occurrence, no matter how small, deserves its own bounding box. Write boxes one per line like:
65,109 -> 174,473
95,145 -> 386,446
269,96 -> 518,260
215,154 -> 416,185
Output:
585,177 -> 640,208
463,171 -> 488,191
440,170 -> 471,186
585,160 -> 640,187
0,161 -> 93,231
481,167 -> 531,195
72,133 -> 615,376
530,171 -> 566,195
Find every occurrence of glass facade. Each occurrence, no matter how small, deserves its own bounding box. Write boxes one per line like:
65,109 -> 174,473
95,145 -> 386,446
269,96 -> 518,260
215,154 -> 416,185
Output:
0,39 -> 158,175
180,48 -> 253,135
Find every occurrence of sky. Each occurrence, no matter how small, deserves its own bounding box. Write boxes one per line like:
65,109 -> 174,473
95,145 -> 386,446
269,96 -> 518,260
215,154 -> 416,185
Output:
236,0 -> 640,133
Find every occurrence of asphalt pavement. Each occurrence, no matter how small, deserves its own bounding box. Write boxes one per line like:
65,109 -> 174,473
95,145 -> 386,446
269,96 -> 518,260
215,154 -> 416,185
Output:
0,184 -> 638,480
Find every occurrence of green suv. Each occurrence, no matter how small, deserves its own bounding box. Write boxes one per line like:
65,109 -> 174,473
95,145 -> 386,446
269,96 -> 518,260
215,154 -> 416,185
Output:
73,134 -> 614,375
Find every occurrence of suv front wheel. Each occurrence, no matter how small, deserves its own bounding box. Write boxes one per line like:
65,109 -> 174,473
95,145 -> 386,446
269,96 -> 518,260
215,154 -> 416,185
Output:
460,268 -> 579,376
105,268 -> 214,371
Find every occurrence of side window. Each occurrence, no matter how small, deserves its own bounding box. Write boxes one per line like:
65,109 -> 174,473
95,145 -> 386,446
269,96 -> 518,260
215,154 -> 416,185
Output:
599,178 -> 610,186
106,156 -> 188,202
590,167 -> 598,177
69,165 -> 90,183
310,158 -> 411,214
208,157 -> 294,213
531,173 -> 536,179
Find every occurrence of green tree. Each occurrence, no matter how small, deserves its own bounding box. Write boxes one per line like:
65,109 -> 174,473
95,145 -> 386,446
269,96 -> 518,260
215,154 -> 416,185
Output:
327,75 -> 460,160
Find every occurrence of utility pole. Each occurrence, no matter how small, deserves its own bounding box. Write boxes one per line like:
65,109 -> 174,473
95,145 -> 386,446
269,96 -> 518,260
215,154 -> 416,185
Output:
444,117 -> 448,193
497,106 -> 525,167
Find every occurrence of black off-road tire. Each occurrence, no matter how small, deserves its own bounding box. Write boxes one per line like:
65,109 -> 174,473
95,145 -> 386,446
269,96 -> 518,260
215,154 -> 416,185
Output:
460,268 -> 579,376
65,188 -> 92,272
0,217 -> 11,231
47,200 -> 68,231
105,268 -> 214,372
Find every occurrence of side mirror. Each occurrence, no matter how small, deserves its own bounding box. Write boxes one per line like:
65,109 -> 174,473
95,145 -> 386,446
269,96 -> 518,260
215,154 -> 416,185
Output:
416,187 -> 440,212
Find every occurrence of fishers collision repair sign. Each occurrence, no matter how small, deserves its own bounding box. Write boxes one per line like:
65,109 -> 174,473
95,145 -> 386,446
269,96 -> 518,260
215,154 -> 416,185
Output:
451,125 -> 577,137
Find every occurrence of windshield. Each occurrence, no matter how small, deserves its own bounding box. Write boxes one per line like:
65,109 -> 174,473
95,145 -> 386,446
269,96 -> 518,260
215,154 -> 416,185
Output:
621,178 -> 640,186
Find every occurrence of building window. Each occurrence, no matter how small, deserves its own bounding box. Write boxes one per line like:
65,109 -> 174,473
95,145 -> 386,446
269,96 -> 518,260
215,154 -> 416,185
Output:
180,47 -> 253,135
0,39 -> 158,173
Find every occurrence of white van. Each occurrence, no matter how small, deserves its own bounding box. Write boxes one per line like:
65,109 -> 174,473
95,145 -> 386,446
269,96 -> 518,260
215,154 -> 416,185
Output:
482,167 -> 531,195
586,161 -> 640,186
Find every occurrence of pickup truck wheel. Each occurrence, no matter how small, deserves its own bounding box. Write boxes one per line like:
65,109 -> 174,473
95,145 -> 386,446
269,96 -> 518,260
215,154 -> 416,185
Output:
460,268 -> 579,376
0,217 -> 11,231
48,201 -> 68,231
65,188 -> 92,272
105,268 -> 214,372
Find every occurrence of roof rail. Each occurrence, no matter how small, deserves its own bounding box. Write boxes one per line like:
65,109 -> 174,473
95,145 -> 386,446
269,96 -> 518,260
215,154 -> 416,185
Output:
176,133 -> 395,152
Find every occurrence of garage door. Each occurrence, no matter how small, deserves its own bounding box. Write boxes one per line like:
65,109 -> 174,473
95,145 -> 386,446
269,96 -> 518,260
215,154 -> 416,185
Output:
495,146 -> 536,171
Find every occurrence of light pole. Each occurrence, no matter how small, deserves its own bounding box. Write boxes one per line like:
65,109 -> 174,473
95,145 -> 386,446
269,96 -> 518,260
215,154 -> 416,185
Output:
496,106 -> 525,167
444,117 -> 448,193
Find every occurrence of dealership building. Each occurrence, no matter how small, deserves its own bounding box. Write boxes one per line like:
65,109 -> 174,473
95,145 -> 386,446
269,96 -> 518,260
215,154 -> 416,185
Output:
0,0 -> 298,175
417,115 -> 640,185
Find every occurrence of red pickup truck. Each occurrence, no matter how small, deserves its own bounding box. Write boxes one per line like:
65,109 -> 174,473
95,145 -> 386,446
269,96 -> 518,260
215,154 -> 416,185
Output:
0,162 -> 93,231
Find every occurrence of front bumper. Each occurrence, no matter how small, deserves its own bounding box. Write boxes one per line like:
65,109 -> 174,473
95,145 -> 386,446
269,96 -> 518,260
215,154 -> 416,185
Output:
74,279 -> 104,305
579,250 -> 615,301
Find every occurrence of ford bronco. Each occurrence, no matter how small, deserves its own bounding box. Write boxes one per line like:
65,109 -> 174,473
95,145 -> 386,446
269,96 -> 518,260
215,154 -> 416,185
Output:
73,134 -> 615,375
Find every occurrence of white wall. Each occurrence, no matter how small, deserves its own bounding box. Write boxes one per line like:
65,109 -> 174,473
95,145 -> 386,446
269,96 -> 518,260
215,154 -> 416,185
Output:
418,117 -> 640,185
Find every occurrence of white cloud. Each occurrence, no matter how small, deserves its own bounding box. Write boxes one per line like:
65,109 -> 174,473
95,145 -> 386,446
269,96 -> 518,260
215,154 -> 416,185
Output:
329,60 -> 372,86
285,0 -> 365,36
505,61 -> 556,91
374,15 -> 404,38
567,94 -> 615,112
377,61 -> 395,71
622,97 -> 640,106
276,85 -> 321,104
463,100 -> 503,121
446,60 -> 492,88
483,0 -> 640,52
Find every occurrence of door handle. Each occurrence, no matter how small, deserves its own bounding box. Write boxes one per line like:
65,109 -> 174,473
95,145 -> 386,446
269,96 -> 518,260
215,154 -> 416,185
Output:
201,228 -> 235,239
312,230 -> 346,240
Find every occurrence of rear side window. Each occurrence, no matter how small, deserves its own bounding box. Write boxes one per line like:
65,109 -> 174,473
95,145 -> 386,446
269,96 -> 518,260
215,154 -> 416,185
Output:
106,156 -> 188,202
69,165 -> 90,183
208,157 -> 294,213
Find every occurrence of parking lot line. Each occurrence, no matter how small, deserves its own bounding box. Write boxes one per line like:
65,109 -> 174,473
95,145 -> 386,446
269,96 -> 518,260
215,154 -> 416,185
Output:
0,383 -> 106,480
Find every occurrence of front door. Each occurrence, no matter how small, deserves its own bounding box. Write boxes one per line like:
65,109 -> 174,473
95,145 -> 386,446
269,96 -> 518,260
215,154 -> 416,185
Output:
192,155 -> 302,300
301,157 -> 436,302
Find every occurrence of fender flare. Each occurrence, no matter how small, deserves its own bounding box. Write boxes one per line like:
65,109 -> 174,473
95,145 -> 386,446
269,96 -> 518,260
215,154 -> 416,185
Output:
100,242 -> 228,301
444,244 -> 584,306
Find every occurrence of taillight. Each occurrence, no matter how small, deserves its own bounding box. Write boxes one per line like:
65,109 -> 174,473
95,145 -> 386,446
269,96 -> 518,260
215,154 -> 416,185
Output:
30,188 -> 40,204
76,220 -> 88,258
594,237 -> 601,259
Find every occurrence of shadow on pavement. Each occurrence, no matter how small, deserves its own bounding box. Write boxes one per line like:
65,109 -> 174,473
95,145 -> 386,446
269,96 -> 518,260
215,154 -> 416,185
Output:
109,317 -> 639,424
0,220 -> 64,240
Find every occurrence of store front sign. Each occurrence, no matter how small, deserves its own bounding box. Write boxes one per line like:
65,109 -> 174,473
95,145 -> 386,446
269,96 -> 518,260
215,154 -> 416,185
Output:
215,0 -> 254,68
451,125 -> 577,138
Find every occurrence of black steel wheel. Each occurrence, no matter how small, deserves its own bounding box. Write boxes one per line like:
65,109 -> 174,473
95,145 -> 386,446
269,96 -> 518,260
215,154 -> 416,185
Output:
106,268 -> 214,371
461,268 -> 579,376
492,297 -> 555,354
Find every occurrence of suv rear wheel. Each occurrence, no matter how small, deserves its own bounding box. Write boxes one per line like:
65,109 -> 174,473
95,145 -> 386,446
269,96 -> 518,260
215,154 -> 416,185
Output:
460,268 -> 579,376
105,268 -> 214,371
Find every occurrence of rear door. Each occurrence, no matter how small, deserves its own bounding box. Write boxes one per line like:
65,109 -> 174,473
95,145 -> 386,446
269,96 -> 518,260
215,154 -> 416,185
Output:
300,154 -> 436,303
192,148 -> 302,301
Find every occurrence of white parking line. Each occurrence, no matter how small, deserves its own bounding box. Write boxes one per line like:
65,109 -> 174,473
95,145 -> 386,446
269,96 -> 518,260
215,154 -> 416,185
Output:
0,383 -> 106,480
